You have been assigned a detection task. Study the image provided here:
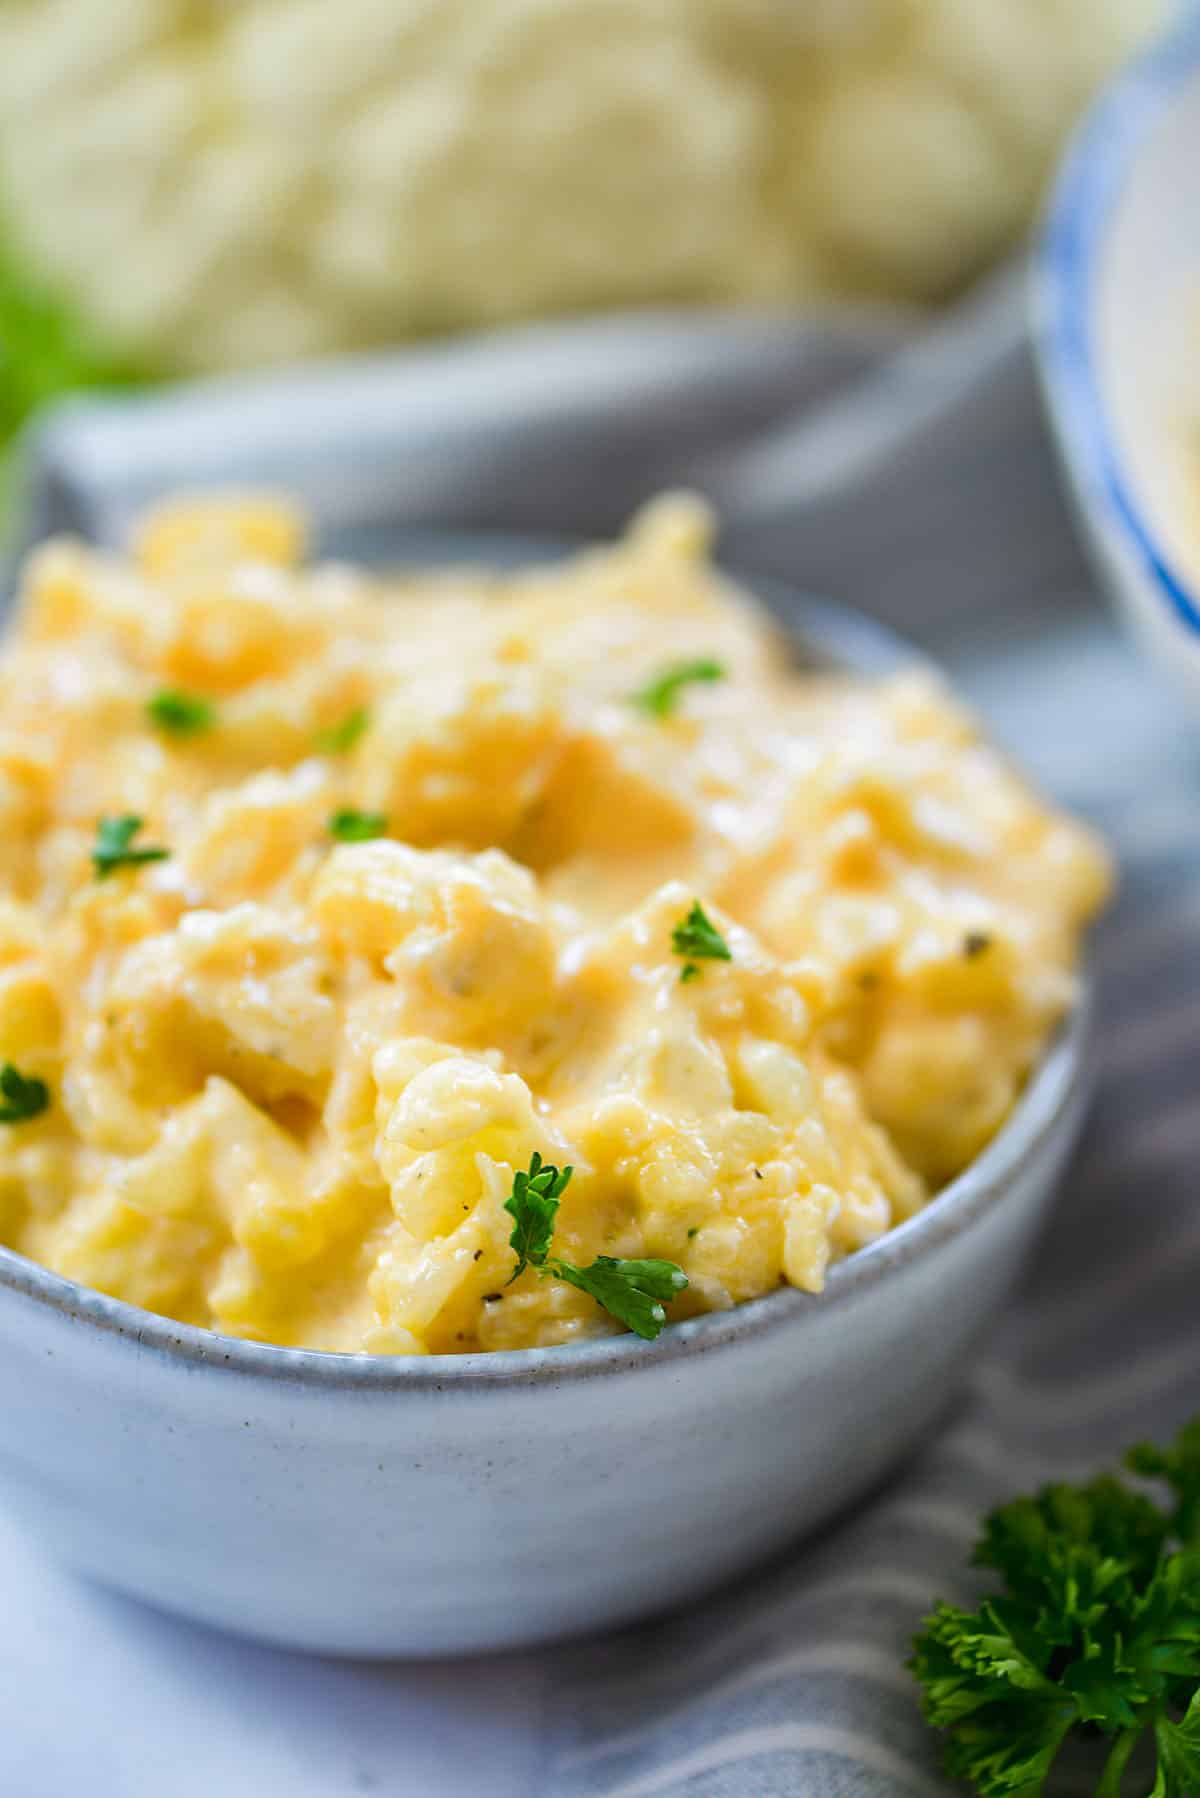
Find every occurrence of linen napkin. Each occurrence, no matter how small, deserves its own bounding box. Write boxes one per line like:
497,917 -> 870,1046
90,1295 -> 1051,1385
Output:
6,267 -> 1199,1798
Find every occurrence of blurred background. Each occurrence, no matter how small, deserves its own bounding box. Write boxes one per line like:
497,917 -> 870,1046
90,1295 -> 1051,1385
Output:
0,0 -> 1167,513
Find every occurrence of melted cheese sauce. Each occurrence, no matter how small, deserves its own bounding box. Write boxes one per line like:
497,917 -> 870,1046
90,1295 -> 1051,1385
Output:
0,494 -> 1110,1352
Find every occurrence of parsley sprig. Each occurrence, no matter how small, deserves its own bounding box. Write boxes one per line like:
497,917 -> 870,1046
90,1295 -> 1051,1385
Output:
671,900 -> 732,983
92,815 -> 169,879
0,1062 -> 48,1123
911,1416 -> 1200,1796
505,1151 -> 572,1282
328,808 -> 387,843
631,658 -> 726,719
503,1152 -> 688,1340
551,1255 -> 689,1340
147,689 -> 214,736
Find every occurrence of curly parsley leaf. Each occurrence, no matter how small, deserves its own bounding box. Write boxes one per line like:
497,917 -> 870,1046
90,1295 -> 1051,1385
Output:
328,808 -> 387,843
0,1062 -> 48,1124
503,1157 -> 687,1338
147,689 -> 215,736
671,900 -> 732,983
1153,1691 -> 1200,1795
549,1255 -> 689,1341
316,707 -> 370,754
630,658 -> 726,720
92,814 -> 169,879
504,1151 -> 572,1283
911,1418 -> 1200,1796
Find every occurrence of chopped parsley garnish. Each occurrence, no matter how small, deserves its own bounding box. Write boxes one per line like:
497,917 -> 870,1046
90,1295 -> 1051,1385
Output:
0,1063 -> 48,1123
552,1256 -> 689,1340
504,1150 -> 572,1282
503,1153 -> 687,1340
911,1414 -> 1200,1796
146,689 -> 214,736
92,815 -> 169,879
671,900 -> 732,983
631,657 -> 726,719
328,808 -> 387,843
317,707 -> 370,754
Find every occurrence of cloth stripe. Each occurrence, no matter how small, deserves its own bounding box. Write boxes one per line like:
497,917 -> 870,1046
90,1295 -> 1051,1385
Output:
576,1726 -> 934,1798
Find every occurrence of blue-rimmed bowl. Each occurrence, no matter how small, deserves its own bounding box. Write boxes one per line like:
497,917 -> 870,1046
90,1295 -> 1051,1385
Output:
1034,6 -> 1200,706
0,549 -> 1091,1658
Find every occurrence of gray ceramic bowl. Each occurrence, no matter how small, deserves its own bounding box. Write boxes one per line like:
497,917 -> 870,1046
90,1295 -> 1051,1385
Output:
0,545 -> 1090,1657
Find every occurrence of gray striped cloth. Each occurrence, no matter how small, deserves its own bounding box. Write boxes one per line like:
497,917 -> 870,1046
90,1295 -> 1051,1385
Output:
17,269 -> 1200,1798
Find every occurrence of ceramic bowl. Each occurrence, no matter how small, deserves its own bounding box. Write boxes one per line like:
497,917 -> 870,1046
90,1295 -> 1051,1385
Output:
1033,6 -> 1200,710
0,554 -> 1091,1658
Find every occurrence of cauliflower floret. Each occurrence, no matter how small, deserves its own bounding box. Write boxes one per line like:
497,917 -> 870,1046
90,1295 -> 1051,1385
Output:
366,1047 -> 573,1350
313,841 -> 559,1046
0,0 -> 1162,372
358,667 -> 564,851
180,760 -> 334,905
89,903 -> 338,1115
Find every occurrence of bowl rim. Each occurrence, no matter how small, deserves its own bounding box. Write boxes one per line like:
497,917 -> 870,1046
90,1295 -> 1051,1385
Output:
0,546 -> 1091,1392
1032,4 -> 1200,639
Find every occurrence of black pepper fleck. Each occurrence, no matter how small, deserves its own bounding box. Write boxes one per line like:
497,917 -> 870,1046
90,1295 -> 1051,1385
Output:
963,931 -> 992,960
483,1292 -> 502,1303
472,1249 -> 482,1261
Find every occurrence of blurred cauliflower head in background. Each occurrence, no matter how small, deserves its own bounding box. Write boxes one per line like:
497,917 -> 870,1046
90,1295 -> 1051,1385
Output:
0,0 -> 1165,376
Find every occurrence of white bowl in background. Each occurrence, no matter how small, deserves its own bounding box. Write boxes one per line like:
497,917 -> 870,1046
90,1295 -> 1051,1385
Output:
0,551 -> 1092,1658
1034,6 -> 1200,709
